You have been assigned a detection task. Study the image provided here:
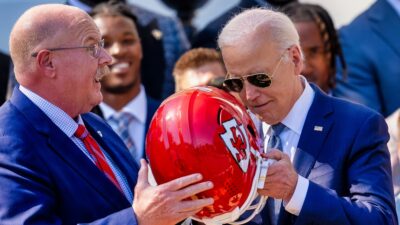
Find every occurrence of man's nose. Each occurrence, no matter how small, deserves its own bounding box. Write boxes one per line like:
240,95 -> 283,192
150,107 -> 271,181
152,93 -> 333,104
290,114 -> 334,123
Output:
302,59 -> 313,76
98,48 -> 112,66
109,42 -> 124,56
244,80 -> 259,101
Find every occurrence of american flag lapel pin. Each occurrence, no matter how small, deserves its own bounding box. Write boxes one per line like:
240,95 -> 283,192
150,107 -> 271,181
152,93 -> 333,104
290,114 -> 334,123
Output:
314,126 -> 323,132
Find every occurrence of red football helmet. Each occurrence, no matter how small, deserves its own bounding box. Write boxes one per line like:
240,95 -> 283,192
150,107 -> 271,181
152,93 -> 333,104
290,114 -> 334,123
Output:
146,86 -> 269,224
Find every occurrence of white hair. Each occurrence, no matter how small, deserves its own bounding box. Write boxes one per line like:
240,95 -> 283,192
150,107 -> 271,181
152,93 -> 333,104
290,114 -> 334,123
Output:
218,8 -> 300,53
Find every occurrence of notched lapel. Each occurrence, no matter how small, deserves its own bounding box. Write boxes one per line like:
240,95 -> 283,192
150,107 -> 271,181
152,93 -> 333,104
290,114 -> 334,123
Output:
83,116 -> 139,188
294,86 -> 333,178
11,88 -> 129,207
46,127 -> 129,208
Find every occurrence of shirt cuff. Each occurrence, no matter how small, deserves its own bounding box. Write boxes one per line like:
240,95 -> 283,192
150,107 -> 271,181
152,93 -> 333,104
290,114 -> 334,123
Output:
284,175 -> 309,216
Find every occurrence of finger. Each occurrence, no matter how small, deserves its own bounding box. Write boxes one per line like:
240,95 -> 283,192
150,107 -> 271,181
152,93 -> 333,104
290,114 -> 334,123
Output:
174,181 -> 213,199
162,173 -> 203,191
177,198 -> 214,213
136,159 -> 149,188
260,152 -> 268,158
265,149 -> 285,161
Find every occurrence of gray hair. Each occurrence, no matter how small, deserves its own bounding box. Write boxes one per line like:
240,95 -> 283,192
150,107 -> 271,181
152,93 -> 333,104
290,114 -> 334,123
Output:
218,8 -> 300,53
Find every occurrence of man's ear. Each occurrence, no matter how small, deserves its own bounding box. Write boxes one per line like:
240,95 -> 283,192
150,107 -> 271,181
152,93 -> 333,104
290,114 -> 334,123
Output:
36,50 -> 56,78
289,45 -> 303,75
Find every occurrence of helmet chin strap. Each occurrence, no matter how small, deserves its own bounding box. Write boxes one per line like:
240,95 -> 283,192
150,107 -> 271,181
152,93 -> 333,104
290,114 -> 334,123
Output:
192,150 -> 270,225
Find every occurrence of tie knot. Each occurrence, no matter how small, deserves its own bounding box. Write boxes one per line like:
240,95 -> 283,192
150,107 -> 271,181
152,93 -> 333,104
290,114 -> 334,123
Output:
271,123 -> 285,136
74,124 -> 89,139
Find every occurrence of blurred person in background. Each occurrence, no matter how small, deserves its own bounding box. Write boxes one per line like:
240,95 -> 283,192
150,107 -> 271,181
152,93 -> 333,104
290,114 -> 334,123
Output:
192,0 -> 298,49
334,0 -> 400,117
0,51 -> 12,105
173,47 -> 226,92
282,2 -> 346,94
68,0 -> 190,100
90,1 -> 160,166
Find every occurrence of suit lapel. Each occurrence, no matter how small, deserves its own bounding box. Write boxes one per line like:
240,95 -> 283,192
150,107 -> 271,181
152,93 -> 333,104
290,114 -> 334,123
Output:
10,89 -> 130,208
47,130 -> 130,207
293,85 -> 334,178
368,0 -> 400,57
83,115 -> 139,188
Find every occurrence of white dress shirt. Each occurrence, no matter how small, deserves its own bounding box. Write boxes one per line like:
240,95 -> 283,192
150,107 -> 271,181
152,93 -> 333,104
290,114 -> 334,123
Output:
100,85 -> 147,164
262,76 -> 315,216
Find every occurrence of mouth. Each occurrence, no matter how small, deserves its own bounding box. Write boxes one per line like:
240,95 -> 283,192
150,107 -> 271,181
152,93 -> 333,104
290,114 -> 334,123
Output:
95,66 -> 111,83
110,62 -> 130,74
253,100 -> 271,109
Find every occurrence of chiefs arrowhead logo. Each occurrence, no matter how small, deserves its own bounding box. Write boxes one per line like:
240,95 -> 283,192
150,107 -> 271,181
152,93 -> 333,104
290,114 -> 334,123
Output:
220,118 -> 250,172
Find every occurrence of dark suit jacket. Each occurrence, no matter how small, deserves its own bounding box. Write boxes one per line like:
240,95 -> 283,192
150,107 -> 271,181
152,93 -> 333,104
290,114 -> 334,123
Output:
133,14 -> 167,100
0,51 -> 11,105
91,95 -> 161,158
256,85 -> 397,225
192,0 -> 264,49
0,88 -> 140,224
334,0 -> 400,117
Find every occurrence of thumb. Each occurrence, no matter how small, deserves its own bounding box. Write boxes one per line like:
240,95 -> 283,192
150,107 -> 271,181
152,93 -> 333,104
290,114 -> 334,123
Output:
136,159 -> 149,188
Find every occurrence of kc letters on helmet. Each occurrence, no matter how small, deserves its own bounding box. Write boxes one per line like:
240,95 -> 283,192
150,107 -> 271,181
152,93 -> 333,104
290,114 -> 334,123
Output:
146,87 -> 272,224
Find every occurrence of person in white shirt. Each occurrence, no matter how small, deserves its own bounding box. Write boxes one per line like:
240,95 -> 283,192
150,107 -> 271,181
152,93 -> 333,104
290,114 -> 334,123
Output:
90,2 -> 161,165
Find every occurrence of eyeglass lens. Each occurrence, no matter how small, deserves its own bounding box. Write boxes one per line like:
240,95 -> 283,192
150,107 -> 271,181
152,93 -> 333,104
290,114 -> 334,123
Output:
224,73 -> 272,92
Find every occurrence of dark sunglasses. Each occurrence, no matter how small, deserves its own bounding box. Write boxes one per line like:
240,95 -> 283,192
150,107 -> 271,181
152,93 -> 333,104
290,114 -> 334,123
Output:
223,54 -> 285,92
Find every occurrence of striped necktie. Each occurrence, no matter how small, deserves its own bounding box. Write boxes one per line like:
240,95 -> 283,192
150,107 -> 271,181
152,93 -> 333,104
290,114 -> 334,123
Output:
108,112 -> 137,161
267,123 -> 286,150
267,122 -> 286,225
74,124 -> 122,191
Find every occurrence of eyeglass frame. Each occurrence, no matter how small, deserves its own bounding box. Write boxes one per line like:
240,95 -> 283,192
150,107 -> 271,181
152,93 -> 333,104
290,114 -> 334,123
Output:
223,50 -> 287,92
31,39 -> 105,58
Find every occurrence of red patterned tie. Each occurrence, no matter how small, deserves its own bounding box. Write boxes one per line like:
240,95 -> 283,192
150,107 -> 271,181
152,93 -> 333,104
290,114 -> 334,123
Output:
74,124 -> 121,191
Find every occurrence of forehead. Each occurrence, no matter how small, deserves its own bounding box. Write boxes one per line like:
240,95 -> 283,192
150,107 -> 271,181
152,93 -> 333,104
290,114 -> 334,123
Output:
69,16 -> 101,44
95,15 -> 138,36
295,21 -> 323,47
222,42 -> 280,77
190,62 -> 226,76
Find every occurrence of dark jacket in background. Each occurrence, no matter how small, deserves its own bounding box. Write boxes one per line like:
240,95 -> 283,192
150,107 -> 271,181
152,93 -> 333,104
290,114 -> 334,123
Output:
0,52 -> 11,105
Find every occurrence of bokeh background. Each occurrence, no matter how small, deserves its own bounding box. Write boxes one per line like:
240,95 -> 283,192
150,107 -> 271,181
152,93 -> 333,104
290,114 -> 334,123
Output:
0,0 -> 374,53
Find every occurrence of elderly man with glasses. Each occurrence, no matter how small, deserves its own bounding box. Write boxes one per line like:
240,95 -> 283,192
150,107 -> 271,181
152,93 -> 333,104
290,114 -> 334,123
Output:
0,4 -> 214,225
219,8 -> 397,225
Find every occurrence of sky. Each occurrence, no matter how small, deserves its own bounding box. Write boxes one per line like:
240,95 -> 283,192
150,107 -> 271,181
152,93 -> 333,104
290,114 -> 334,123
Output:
0,0 -> 374,53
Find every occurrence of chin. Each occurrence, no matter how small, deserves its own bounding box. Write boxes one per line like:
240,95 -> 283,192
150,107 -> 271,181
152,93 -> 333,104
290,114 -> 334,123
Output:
91,93 -> 103,106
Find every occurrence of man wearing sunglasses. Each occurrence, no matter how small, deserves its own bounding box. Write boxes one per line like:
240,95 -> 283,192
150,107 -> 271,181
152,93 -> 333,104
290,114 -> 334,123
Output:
218,8 -> 397,225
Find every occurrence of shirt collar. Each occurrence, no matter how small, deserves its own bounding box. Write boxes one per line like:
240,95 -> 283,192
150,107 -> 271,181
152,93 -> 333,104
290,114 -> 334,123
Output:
100,85 -> 147,124
281,76 -> 315,135
19,85 -> 79,138
386,0 -> 400,18
262,76 -> 315,135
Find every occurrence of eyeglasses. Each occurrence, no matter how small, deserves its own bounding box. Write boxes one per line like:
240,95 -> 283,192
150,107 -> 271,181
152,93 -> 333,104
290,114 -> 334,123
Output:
31,39 -> 105,58
223,54 -> 285,92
